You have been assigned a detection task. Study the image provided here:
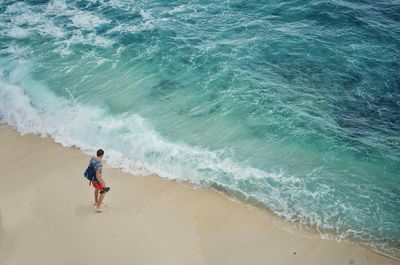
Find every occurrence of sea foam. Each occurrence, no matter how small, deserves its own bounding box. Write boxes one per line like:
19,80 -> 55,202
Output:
1,0 -> 399,259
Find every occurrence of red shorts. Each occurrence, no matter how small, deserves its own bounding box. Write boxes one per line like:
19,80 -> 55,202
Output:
92,181 -> 106,190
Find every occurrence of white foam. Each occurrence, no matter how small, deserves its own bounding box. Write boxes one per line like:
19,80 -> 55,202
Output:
139,9 -> 153,21
46,0 -> 110,30
106,8 -> 159,35
46,0 -> 68,13
9,4 -> 42,26
1,60 -> 301,200
0,62 -> 299,188
170,5 -> 187,14
1,1 -> 398,260
70,11 -> 110,29
37,22 -> 65,38
0,19 -> 367,254
7,27 -> 30,39
0,81 -> 45,135
90,33 -> 114,47
0,45 -> 29,58
2,0 -> 112,50
1,2 -> 65,40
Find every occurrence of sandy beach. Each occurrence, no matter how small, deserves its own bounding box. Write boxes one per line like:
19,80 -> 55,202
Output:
0,124 -> 398,265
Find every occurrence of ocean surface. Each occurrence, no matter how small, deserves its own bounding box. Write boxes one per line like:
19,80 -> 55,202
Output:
0,0 -> 399,259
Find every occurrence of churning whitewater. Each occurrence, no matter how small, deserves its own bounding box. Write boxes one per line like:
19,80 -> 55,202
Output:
0,0 -> 399,259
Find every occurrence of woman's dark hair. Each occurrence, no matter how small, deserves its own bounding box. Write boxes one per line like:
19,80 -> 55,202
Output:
97,149 -> 104,157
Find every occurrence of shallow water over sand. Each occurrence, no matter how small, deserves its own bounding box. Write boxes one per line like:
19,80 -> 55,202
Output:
0,0 -> 399,259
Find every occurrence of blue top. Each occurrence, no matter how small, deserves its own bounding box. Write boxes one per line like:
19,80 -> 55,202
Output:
90,157 -> 103,177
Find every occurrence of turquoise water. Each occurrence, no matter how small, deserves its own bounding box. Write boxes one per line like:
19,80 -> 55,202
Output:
0,0 -> 399,259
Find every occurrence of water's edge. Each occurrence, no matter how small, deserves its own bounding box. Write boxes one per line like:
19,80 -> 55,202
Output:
1,123 -> 398,262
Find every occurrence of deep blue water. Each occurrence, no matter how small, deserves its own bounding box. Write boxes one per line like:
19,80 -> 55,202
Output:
0,0 -> 399,259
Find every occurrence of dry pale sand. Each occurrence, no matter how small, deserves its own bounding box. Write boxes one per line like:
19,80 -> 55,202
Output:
0,125 -> 398,265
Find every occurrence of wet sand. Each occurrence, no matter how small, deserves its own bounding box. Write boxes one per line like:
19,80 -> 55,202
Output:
0,125 -> 398,265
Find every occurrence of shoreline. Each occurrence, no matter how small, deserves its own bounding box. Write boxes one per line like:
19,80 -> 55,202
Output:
0,124 -> 398,265
207,183 -> 399,261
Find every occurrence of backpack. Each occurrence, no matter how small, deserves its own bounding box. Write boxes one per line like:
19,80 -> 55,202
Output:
84,163 -> 97,183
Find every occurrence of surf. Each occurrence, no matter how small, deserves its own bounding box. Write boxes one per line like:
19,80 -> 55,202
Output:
1,0 -> 399,259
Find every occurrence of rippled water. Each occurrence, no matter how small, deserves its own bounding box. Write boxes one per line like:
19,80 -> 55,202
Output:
0,0 -> 399,259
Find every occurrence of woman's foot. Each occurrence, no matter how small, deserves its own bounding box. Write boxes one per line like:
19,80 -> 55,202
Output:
95,206 -> 103,212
